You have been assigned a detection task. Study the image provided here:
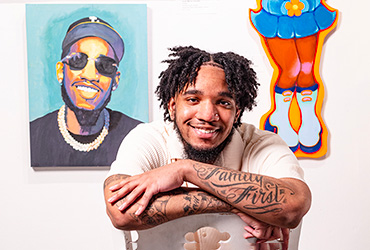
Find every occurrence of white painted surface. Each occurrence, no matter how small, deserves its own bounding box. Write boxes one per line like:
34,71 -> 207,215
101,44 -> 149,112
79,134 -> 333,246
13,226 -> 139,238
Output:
0,1 -> 368,249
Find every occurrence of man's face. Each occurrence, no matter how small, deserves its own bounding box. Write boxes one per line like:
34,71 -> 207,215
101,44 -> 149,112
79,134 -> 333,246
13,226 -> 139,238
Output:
57,37 -> 120,111
169,65 -> 240,152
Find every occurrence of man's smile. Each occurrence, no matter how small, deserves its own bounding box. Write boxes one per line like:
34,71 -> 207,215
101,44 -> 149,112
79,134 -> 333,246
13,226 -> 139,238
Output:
188,122 -> 221,139
193,127 -> 217,134
76,85 -> 98,99
73,81 -> 101,100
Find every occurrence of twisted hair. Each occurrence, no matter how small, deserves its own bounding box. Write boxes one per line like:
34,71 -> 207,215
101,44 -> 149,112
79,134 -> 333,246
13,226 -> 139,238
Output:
155,46 -> 259,127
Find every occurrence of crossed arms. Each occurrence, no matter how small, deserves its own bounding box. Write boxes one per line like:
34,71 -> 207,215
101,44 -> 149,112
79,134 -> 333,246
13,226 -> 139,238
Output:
104,159 -> 311,236
105,176 -> 233,230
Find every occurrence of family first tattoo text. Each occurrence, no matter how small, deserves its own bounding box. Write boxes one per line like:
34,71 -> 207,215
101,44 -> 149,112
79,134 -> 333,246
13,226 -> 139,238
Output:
193,163 -> 295,214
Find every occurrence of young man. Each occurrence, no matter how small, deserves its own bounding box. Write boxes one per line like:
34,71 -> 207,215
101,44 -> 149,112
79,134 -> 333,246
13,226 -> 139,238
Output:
30,17 -> 141,167
104,46 -> 311,244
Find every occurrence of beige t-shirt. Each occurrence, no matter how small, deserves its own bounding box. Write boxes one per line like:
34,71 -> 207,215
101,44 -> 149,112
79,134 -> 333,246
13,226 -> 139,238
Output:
108,120 -> 304,181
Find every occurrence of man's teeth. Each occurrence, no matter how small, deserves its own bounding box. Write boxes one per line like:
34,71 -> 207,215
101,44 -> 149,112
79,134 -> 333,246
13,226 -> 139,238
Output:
194,127 -> 216,134
77,86 -> 98,93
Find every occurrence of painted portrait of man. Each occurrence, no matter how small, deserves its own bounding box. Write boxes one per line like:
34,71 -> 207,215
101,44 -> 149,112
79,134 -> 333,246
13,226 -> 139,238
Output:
26,4 -> 148,167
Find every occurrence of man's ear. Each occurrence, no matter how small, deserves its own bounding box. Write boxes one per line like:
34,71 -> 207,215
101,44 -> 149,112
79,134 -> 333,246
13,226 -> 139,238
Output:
235,108 -> 241,122
168,97 -> 176,120
113,71 -> 120,91
56,62 -> 64,83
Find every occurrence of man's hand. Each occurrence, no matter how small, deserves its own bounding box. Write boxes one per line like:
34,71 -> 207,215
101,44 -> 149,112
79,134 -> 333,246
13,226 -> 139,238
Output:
233,210 -> 289,250
107,161 -> 186,215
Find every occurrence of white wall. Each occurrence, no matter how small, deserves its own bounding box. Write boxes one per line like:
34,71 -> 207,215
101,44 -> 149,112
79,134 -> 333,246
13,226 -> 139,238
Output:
0,0 -> 369,249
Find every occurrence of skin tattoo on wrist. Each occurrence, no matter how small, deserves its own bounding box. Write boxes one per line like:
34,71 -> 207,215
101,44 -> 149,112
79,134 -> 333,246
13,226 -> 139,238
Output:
193,163 -> 295,214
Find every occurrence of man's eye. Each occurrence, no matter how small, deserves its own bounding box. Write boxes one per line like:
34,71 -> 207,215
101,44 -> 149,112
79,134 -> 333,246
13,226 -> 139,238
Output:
187,98 -> 198,103
219,100 -> 232,107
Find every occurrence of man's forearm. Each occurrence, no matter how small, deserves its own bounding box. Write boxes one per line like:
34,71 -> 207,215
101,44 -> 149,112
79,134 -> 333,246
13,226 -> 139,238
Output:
104,175 -> 233,230
184,161 -> 311,228
131,188 -> 233,229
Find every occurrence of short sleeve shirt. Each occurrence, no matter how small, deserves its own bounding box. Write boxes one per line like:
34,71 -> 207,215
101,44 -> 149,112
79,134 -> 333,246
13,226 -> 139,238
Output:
108,120 -> 304,181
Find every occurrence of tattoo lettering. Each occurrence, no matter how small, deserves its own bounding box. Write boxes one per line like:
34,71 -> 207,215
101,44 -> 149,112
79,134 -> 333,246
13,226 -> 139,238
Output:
193,164 -> 295,214
194,164 -> 263,186
183,190 -> 232,215
129,189 -> 184,227
135,196 -> 170,227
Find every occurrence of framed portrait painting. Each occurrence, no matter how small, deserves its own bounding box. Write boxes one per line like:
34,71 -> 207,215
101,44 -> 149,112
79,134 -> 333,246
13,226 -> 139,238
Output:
26,4 -> 148,168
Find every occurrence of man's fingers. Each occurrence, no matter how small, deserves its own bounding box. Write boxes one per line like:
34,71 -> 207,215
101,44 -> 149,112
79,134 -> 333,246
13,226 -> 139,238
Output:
244,225 -> 258,239
243,231 -> 254,239
235,211 -> 256,225
109,177 -> 133,191
134,187 -> 158,215
256,226 -> 273,242
281,228 -> 290,250
117,185 -> 146,211
265,226 -> 273,240
108,186 -> 129,203
109,182 -> 124,191
268,227 -> 281,242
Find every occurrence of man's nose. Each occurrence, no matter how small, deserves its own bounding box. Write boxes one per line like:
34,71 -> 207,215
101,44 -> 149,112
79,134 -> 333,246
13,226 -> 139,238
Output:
196,101 -> 219,122
81,59 -> 98,80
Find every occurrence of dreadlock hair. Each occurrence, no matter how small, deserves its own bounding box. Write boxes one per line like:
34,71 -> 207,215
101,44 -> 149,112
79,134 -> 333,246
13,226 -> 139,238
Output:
155,46 -> 259,127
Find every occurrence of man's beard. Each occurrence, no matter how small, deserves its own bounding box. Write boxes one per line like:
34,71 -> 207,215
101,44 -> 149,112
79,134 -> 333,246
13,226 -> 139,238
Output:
61,83 -> 112,127
174,119 -> 235,164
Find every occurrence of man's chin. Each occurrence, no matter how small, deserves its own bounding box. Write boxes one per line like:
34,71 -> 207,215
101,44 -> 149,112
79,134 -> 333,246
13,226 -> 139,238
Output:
174,120 -> 234,164
190,143 -> 220,152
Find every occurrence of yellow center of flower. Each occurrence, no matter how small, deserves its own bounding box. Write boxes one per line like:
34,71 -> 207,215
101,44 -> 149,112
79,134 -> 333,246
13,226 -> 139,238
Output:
285,0 -> 305,17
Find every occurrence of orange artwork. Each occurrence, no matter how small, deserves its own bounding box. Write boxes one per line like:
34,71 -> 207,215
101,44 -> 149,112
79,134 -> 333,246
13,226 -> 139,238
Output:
250,0 -> 338,158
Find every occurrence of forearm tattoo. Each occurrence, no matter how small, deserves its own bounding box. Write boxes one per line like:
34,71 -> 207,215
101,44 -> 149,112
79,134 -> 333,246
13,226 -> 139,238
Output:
135,195 -> 170,227
131,189 -> 232,227
182,190 -> 232,215
104,174 -> 128,189
193,163 -> 295,214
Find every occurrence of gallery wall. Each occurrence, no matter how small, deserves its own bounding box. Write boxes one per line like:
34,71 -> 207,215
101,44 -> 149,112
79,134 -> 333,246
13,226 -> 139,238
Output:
0,0 -> 369,249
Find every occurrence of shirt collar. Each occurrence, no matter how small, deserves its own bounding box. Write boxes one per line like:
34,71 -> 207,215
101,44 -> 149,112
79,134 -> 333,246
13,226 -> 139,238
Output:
214,129 -> 244,170
166,122 -> 186,161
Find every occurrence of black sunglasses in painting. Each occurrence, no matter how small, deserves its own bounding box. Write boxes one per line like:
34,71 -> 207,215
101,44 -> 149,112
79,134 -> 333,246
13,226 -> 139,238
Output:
62,52 -> 118,76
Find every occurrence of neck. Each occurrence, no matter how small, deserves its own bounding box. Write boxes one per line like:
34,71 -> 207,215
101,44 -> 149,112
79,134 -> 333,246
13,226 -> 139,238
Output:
65,107 -> 106,135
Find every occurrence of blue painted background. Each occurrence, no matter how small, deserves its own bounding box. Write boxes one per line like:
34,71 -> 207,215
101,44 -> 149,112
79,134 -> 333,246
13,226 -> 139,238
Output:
26,4 -> 148,122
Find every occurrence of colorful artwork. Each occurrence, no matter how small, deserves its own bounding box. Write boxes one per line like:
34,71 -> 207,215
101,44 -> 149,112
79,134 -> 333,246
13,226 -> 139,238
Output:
26,4 -> 148,167
250,0 -> 338,158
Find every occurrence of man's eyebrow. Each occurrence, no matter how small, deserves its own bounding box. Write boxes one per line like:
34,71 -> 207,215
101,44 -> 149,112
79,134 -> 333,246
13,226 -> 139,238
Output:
182,89 -> 203,96
219,91 -> 234,99
182,89 -> 234,99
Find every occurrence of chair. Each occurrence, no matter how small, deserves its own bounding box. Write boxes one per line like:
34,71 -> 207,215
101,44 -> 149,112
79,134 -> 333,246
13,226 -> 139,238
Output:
124,213 -> 255,250
123,212 -> 302,249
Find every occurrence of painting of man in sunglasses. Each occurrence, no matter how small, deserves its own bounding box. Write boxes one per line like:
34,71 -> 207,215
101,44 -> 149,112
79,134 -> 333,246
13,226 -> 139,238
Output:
29,16 -> 142,167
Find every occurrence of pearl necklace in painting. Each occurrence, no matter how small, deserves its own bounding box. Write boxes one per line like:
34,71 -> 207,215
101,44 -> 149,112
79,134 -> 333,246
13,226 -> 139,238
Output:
57,105 -> 110,152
